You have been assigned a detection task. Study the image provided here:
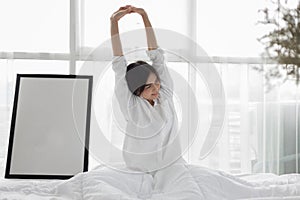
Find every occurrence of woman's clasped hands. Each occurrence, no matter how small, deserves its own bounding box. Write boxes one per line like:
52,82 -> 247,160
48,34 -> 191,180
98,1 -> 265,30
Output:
110,5 -> 147,21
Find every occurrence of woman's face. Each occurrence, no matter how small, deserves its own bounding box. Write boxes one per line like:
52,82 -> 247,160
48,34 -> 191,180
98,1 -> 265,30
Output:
140,72 -> 160,102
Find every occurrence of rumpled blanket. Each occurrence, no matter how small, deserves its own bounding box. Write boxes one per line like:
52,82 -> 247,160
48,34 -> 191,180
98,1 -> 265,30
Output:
1,163 -> 300,200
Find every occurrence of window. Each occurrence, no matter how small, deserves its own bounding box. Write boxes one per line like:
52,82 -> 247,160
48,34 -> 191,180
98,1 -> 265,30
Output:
0,0 -> 69,53
1,0 -> 299,176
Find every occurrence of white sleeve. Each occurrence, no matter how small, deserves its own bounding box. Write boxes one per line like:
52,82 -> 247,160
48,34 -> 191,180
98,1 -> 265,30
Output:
112,56 -> 138,121
146,48 -> 173,99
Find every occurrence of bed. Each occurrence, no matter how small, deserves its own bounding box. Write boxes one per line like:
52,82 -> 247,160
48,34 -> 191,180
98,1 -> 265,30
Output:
1,163 -> 300,200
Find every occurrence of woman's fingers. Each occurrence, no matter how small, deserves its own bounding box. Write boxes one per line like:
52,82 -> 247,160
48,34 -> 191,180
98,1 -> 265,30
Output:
122,5 -> 134,13
118,5 -> 131,11
118,5 -> 142,13
111,7 -> 132,21
112,5 -> 143,21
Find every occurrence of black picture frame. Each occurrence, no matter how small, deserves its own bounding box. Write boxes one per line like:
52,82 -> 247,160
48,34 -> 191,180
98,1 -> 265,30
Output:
5,74 -> 93,179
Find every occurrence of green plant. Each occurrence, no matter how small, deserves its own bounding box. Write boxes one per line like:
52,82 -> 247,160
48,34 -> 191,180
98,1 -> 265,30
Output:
257,0 -> 300,88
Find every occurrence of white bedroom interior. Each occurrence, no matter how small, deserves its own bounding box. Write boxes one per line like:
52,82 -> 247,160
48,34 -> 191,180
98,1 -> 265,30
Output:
0,0 -> 299,180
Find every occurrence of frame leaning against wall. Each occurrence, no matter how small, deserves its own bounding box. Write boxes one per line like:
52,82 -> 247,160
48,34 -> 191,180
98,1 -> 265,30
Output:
5,74 -> 93,179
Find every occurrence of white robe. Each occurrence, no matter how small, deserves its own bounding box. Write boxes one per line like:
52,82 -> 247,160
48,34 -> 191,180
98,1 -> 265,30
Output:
112,48 -> 184,172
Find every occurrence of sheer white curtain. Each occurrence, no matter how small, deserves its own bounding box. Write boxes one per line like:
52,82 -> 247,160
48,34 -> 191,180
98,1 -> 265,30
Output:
261,80 -> 300,174
192,62 -> 300,175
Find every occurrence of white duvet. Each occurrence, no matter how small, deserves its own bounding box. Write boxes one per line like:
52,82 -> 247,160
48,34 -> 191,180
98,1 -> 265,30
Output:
1,163 -> 300,200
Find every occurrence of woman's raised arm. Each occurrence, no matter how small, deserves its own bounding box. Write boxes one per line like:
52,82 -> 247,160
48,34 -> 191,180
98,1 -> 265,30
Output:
131,6 -> 174,97
110,6 -> 132,56
131,7 -> 158,51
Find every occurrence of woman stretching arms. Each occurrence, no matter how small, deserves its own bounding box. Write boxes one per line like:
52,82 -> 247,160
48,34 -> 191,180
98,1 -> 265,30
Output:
110,5 -> 184,173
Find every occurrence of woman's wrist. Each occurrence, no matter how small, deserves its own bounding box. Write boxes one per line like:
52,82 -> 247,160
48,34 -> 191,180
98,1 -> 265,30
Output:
110,17 -> 118,23
141,12 -> 148,19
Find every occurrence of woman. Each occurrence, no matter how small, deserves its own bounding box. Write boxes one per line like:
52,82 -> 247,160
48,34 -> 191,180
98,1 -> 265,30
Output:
110,5 -> 184,173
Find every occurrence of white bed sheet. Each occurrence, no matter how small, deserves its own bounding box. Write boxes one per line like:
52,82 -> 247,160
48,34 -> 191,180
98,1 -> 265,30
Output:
1,163 -> 300,200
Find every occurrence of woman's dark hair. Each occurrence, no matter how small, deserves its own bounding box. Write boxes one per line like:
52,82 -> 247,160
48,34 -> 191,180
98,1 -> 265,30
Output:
125,61 -> 160,96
